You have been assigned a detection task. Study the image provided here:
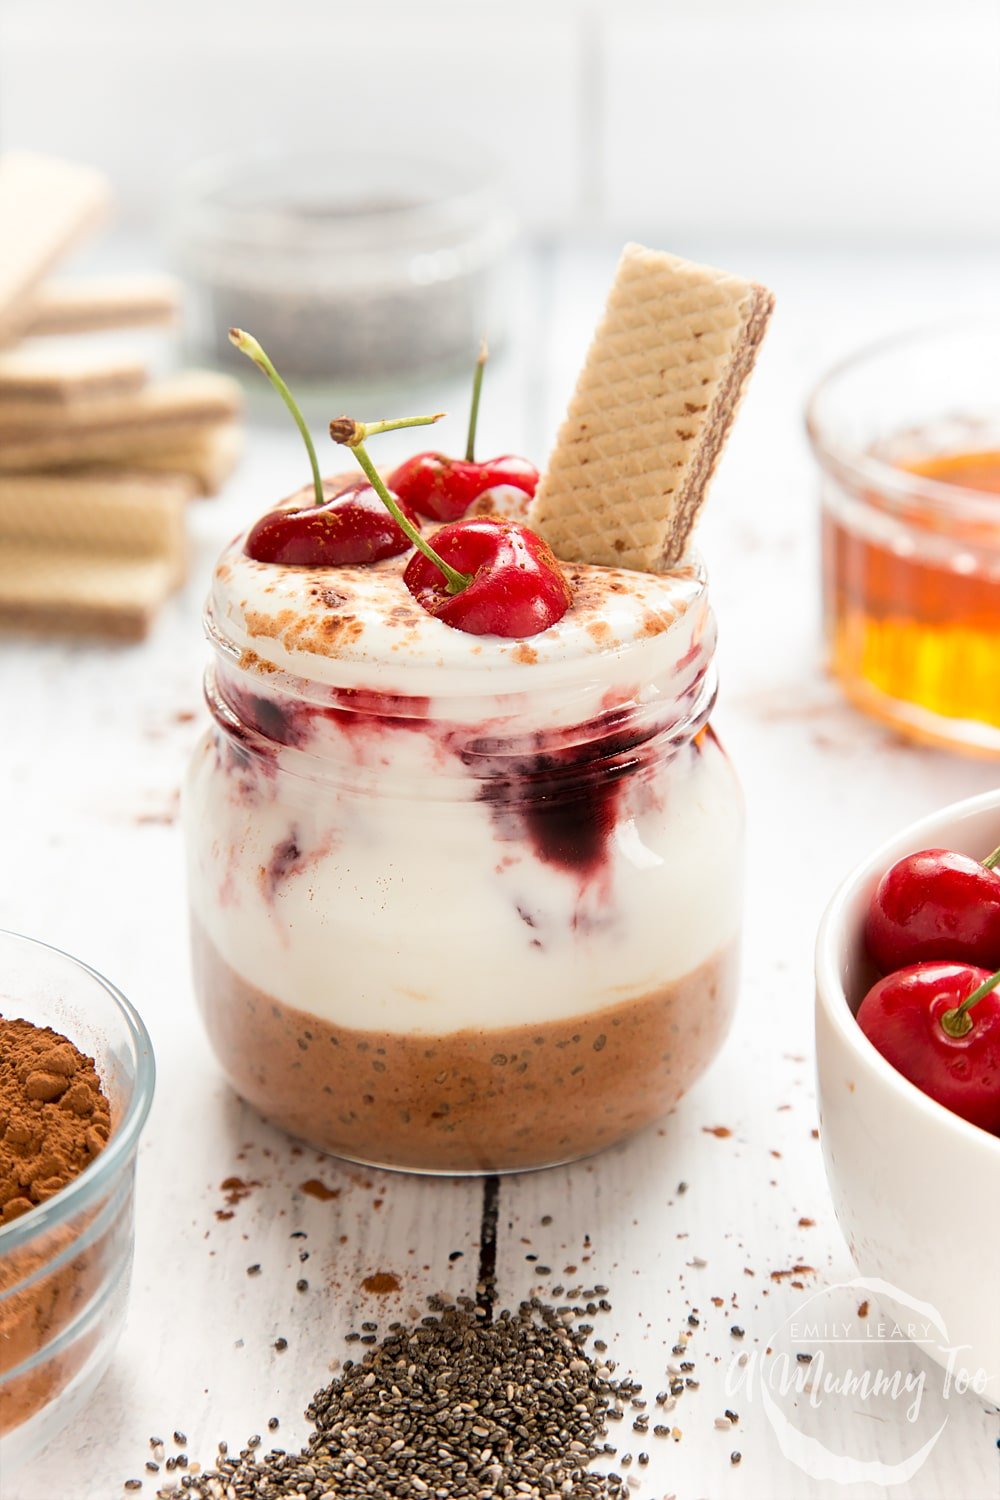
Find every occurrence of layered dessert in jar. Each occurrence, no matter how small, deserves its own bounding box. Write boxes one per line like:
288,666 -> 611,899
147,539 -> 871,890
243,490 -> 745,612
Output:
185,244 -> 774,1171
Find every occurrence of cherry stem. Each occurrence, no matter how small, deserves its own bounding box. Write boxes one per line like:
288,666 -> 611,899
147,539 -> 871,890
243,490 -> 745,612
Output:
330,416 -> 472,596
940,967 -> 1000,1038
982,843 -> 1000,870
229,328 -> 323,507
465,337 -> 488,464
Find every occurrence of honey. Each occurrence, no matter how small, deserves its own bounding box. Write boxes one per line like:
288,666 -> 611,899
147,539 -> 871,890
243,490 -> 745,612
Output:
822,447 -> 1000,750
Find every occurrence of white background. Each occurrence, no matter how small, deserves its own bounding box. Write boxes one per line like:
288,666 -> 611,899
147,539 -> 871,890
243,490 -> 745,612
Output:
1,0 -> 999,244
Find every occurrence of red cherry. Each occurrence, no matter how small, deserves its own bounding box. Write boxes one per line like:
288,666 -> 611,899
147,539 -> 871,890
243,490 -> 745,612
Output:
389,452 -> 539,522
403,517 -> 572,638
388,340 -> 537,520
245,481 -> 420,566
865,847 -> 1000,974
856,961 -> 1000,1134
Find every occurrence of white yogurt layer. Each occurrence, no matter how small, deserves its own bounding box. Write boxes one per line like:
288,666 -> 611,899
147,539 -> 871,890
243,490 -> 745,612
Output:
185,504 -> 743,1035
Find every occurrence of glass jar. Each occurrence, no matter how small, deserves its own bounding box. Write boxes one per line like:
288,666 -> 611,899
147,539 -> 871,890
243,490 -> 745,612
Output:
184,540 -> 743,1173
807,323 -> 1000,754
171,147 -> 515,399
0,931 -> 154,1472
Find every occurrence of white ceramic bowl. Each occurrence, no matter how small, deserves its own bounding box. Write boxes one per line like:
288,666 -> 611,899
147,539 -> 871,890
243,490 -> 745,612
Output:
816,789 -> 1000,1401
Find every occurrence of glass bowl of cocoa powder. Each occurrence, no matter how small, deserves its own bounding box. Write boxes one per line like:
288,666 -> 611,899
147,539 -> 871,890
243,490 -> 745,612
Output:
0,930 -> 155,1471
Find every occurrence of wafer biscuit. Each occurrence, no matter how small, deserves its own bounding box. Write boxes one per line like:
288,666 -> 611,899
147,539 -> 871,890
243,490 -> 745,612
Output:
0,472 -> 189,639
0,348 -> 147,407
0,371 -> 242,471
529,243 -> 774,572
108,421 -> 243,496
0,471 -> 193,554
22,273 -> 180,336
0,549 -> 182,639
0,153 -> 111,344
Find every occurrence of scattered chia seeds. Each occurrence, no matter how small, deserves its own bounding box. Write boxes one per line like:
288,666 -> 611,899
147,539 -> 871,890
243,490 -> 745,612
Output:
153,1295 -> 640,1498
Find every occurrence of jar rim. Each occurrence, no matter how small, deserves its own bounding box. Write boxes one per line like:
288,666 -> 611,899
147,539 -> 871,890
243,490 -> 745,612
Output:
205,534 -> 713,708
172,145 -> 510,254
805,317 -> 1000,526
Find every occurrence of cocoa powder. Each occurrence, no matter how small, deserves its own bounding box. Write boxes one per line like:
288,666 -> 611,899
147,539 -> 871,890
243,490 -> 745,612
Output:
0,1016 -> 111,1225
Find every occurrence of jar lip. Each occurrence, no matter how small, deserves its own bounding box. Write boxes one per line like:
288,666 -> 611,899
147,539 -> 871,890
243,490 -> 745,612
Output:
172,145 -> 510,253
805,317 -> 1000,524
205,533 -> 713,704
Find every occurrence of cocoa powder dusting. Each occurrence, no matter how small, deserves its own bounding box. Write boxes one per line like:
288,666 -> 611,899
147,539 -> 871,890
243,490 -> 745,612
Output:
299,1178 -> 340,1202
0,1016 -> 111,1225
361,1272 -> 400,1294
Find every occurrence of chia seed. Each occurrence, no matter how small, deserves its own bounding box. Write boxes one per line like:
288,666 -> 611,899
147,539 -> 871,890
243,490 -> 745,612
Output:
158,1294 -> 635,1498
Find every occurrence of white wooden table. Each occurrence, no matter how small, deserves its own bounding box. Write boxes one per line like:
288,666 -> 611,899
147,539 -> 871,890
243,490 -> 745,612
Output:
4,243 -> 1000,1500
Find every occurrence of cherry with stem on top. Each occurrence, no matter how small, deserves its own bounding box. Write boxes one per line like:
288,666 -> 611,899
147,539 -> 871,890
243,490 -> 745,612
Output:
330,417 -> 572,638
388,340 -> 540,522
230,328 -> 435,566
329,417 -> 472,594
857,959 -> 1000,1134
865,840 -> 1000,974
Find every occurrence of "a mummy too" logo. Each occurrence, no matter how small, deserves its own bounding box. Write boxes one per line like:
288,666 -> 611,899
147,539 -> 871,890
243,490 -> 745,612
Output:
726,1276 -> 992,1485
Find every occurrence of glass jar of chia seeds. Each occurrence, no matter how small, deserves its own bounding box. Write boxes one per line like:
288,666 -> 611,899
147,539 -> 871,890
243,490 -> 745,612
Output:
172,147 -> 515,397
183,526 -> 743,1172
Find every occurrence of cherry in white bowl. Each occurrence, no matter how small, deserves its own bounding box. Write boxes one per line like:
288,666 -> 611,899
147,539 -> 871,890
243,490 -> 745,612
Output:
815,789 -> 1000,1403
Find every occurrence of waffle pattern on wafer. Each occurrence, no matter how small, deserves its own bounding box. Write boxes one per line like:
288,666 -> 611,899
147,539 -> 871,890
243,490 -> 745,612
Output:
0,472 -> 192,556
0,153 -> 111,343
0,472 -> 189,639
0,549 -> 181,639
21,273 -> 179,335
0,371 -> 242,470
111,423 -> 243,495
529,244 -> 774,573
0,349 -> 148,406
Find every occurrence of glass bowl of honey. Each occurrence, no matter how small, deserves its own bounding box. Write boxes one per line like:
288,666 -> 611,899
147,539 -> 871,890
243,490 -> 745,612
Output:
807,323 -> 1000,754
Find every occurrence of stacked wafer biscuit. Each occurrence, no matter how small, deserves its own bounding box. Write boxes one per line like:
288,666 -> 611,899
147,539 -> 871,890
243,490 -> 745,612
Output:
0,150 -> 244,639
529,243 -> 774,573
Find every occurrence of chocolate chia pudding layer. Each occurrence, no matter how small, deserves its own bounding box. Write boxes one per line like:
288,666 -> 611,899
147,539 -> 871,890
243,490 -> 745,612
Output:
192,924 -> 739,1172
